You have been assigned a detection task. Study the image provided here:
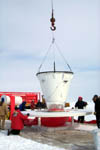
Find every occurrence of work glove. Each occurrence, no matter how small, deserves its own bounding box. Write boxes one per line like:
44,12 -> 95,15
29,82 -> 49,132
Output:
27,113 -> 30,116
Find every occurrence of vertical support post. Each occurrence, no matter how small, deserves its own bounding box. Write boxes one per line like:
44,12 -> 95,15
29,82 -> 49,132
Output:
38,117 -> 41,126
54,61 -> 56,72
71,116 -> 74,126
10,96 -> 15,120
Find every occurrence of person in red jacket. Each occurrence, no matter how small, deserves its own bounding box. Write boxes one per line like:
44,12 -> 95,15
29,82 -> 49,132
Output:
30,100 -> 36,110
7,106 -> 29,135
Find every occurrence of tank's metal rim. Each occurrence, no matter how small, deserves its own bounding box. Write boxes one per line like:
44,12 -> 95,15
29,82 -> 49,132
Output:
36,71 -> 74,76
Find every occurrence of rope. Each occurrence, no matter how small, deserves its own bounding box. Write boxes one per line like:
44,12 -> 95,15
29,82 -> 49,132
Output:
37,41 -> 53,73
37,33 -> 55,73
54,41 -> 72,72
37,38 -> 73,73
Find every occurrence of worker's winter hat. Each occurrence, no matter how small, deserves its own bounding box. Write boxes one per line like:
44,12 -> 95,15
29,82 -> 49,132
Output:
78,96 -> 83,100
15,105 -> 19,110
93,95 -> 98,99
1,97 -> 4,102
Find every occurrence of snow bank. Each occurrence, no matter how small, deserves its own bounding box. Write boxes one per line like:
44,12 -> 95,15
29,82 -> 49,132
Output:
0,130 -> 65,150
75,124 -> 97,131
92,129 -> 100,150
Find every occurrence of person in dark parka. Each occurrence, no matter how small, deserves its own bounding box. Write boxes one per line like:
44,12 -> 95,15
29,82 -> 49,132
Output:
19,101 -> 26,111
75,96 -> 87,123
35,100 -> 42,109
92,95 -> 100,128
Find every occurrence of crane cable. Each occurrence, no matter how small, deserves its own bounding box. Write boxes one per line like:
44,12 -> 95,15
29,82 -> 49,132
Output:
37,0 -> 72,73
37,0 -> 56,73
50,0 -> 72,72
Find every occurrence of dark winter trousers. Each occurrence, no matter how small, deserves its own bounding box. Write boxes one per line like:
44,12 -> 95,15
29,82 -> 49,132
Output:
8,129 -> 20,135
96,114 -> 100,128
78,116 -> 84,123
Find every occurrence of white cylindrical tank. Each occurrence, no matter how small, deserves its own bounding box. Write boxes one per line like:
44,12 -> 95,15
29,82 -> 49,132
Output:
14,96 -> 23,105
0,95 -> 22,105
36,71 -> 73,109
0,95 -> 10,104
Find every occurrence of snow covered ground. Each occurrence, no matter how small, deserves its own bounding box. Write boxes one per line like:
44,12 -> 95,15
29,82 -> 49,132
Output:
0,129 -> 65,150
0,123 -> 98,150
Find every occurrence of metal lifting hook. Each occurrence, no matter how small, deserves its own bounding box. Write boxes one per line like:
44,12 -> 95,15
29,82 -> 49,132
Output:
50,26 -> 56,31
50,8 -> 56,31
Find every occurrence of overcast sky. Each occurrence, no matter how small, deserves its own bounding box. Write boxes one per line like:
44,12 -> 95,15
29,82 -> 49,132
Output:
0,0 -> 100,102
